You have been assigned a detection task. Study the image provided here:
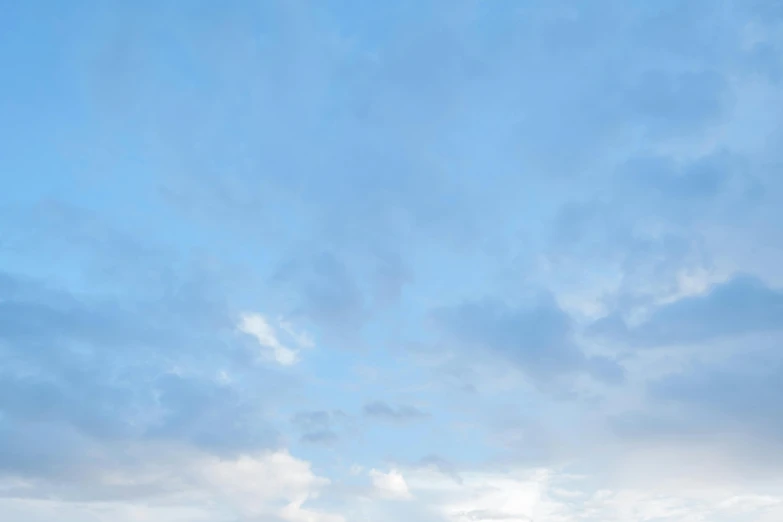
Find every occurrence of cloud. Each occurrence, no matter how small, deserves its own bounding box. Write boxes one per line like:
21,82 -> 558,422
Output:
4,0 -> 783,520
355,464 -> 783,522
238,313 -> 308,366
271,252 -> 368,339
0,269 -> 288,478
433,297 -> 624,387
290,410 -> 347,445
613,150 -> 751,218
278,318 -> 316,349
591,275 -> 783,346
134,0 -> 758,283
0,269 -> 159,348
608,336 -> 783,472
543,145 -> 763,322
369,469 -> 413,501
362,401 -> 430,422
5,454 -> 783,522
592,275 -> 783,479
418,455 -> 463,484
626,69 -> 731,136
0,447 -> 344,522
201,450 -> 341,521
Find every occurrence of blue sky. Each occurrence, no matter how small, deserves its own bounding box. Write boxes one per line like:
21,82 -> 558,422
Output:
2,1 -> 783,520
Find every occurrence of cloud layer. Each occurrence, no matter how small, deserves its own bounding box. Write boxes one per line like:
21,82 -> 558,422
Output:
2,0 -> 783,520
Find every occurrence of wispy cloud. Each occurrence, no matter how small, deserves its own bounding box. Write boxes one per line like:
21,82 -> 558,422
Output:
362,401 -> 430,422
238,313 -> 314,366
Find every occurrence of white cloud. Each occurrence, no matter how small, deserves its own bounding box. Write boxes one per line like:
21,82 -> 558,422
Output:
0,499 -> 214,522
201,450 -> 342,522
0,447 -> 343,522
4,449 -> 783,522
402,467 -> 564,522
369,469 -> 413,501
238,313 -> 314,366
364,465 -> 783,522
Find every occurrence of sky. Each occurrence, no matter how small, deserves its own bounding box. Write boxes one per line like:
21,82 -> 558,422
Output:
1,1 -> 783,520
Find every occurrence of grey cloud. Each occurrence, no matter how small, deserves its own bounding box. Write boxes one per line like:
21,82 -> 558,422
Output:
67,0 -> 778,359
433,298 -> 624,387
546,145 -> 764,319
146,373 -> 278,452
419,454 -> 463,484
362,401 -> 430,422
614,150 -> 761,223
272,252 -> 367,337
0,292 -> 159,349
503,0 -> 741,176
620,152 -> 730,203
609,337 -> 783,475
0,421 -> 94,479
746,0 -> 783,20
3,200 -> 173,292
369,250 -> 413,306
291,410 -> 333,431
552,149 -> 756,255
133,0 -> 759,264
0,269 -> 285,477
591,275 -> 783,347
744,41 -> 783,83
270,249 -> 413,344
602,274 -> 783,465
300,430 -> 339,445
648,355 -> 783,438
625,69 -> 730,136
290,410 -> 347,445
2,201 -> 240,338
